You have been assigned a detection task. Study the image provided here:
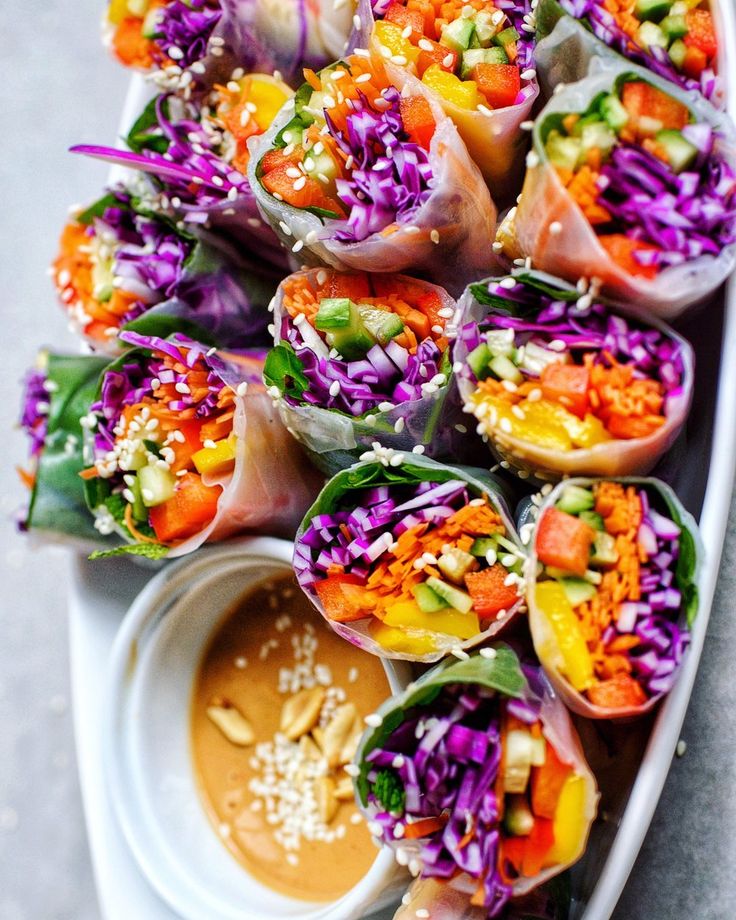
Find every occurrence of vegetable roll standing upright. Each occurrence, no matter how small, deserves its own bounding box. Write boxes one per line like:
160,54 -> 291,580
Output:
354,649 -> 598,914
453,272 -> 694,481
294,456 -> 526,662
73,73 -> 294,267
83,332 -> 321,559
528,478 -> 700,718
264,268 -> 468,471
53,185 -> 275,353
350,0 -> 539,195
497,62 -> 736,317
534,0 -> 723,106
18,354 -> 112,546
103,0 -> 357,89
248,53 -> 497,294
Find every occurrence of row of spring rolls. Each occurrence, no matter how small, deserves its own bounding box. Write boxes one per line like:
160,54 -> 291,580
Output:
83,3 -> 735,316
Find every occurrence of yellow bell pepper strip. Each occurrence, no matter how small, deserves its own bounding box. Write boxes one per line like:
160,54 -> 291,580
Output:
534,581 -> 594,691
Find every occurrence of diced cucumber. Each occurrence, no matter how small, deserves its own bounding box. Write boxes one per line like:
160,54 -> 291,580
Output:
591,531 -> 619,565
489,354 -> 523,385
303,147 -> 339,183
141,6 -> 161,38
470,536 -> 498,558
128,475 -> 148,523
637,20 -> 668,51
656,128 -> 698,173
138,465 -> 176,508
556,485 -> 595,514
425,576 -> 473,614
635,0 -> 672,22
581,122 -> 618,157
485,328 -> 515,357
467,343 -> 492,380
357,306 -> 404,346
504,795 -> 535,836
460,47 -> 508,78
437,548 -> 479,584
579,510 -> 605,531
638,115 -> 665,137
315,297 -> 351,330
519,340 -> 569,375
473,10 -> 498,45
440,18 -> 476,54
560,577 -> 598,607
413,583 -> 448,613
545,131 -> 583,172
669,38 -> 688,68
494,26 -> 520,51
660,13 -> 688,38
504,729 -> 534,793
323,300 -> 377,360
600,93 -> 630,133
571,113 -> 606,138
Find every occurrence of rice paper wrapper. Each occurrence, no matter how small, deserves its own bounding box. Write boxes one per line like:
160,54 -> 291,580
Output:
248,70 -> 497,297
294,455 -> 526,662
497,58 -> 736,318
86,345 -> 322,559
533,0 -> 725,108
452,271 -> 695,482
349,0 -> 539,197
354,650 -> 599,899
526,476 -> 702,719
267,268 -> 472,474
21,354 -> 114,551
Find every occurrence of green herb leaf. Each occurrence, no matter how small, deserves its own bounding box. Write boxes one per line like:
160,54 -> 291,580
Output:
89,542 -> 169,561
126,96 -> 170,155
76,193 -> 120,226
372,769 -> 405,816
263,343 -> 310,400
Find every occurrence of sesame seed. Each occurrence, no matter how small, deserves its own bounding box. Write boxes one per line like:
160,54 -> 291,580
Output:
430,229 -> 440,244
549,221 -> 562,235
344,763 -> 360,777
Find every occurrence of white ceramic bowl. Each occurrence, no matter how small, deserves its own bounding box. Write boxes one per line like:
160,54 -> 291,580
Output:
103,537 -> 411,920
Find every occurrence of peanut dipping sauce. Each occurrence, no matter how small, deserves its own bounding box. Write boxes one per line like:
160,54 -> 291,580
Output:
190,573 -> 389,902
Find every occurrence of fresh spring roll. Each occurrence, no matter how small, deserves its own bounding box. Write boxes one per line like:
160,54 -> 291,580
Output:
248,53 -> 496,294
73,74 -> 293,267
452,271 -> 694,481
534,0 -> 723,107
82,331 -> 321,559
263,268 -> 466,472
496,62 -> 736,318
53,184 -> 275,354
528,478 -> 700,718
103,0 -> 356,88
294,456 -> 526,662
18,354 -> 113,546
349,0 -> 539,194
354,649 -> 598,915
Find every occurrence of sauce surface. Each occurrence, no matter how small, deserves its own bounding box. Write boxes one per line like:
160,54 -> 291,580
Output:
190,573 -> 388,902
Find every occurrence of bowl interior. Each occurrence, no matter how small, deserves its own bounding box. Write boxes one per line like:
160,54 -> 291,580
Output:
107,543 -> 402,920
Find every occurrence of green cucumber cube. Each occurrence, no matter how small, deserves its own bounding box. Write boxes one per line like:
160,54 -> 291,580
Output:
441,18 -> 476,53
669,38 -> 688,68
315,298 -> 352,330
545,131 -> 583,172
660,13 -> 688,38
494,26 -> 520,50
357,306 -> 404,346
579,510 -> 605,531
467,342 -> 492,380
559,577 -> 598,607
635,0 -> 673,22
591,531 -> 619,565
424,577 -> 473,614
600,93 -> 630,133
489,354 -> 523,384
581,121 -> 618,156
138,465 -> 176,508
460,47 -> 508,78
470,536 -> 498,558
556,485 -> 595,514
637,20 -> 669,50
656,128 -> 698,173
412,583 -> 448,613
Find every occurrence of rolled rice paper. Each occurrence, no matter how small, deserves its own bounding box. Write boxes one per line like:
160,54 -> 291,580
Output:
452,271 -> 694,481
496,58 -> 736,318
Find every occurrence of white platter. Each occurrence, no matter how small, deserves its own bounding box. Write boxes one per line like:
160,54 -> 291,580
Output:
69,10 -> 736,919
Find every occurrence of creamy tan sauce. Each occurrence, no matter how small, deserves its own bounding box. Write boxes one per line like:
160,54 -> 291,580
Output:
191,573 -> 388,902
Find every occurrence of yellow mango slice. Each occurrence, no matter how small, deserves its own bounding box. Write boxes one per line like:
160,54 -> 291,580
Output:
422,65 -> 479,110
383,600 -> 481,640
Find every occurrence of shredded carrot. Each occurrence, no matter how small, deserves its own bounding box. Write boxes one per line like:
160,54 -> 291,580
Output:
124,503 -> 160,544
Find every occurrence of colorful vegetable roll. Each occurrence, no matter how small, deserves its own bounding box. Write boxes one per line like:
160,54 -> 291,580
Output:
53,184 -> 275,353
82,332 -> 321,558
535,0 -> 723,106
453,271 -> 694,480
248,54 -> 496,293
294,456 -> 525,661
18,354 -> 113,546
528,478 -> 700,718
73,75 -> 293,265
354,649 -> 598,915
350,0 -> 539,193
103,0 -> 356,88
264,268 -> 468,472
497,64 -> 736,317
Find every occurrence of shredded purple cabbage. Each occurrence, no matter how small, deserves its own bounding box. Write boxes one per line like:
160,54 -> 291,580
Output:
364,680 -> 549,916
595,135 -> 736,268
281,313 -> 447,416
559,0 -> 720,102
325,87 -> 433,242
154,0 -> 223,68
20,369 -> 50,459
457,276 -> 687,401
295,479 -> 471,586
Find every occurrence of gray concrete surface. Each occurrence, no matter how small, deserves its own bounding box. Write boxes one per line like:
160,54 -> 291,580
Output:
0,2 -> 734,918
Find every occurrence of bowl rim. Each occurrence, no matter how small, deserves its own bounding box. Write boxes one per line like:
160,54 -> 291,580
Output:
103,536 -> 408,920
